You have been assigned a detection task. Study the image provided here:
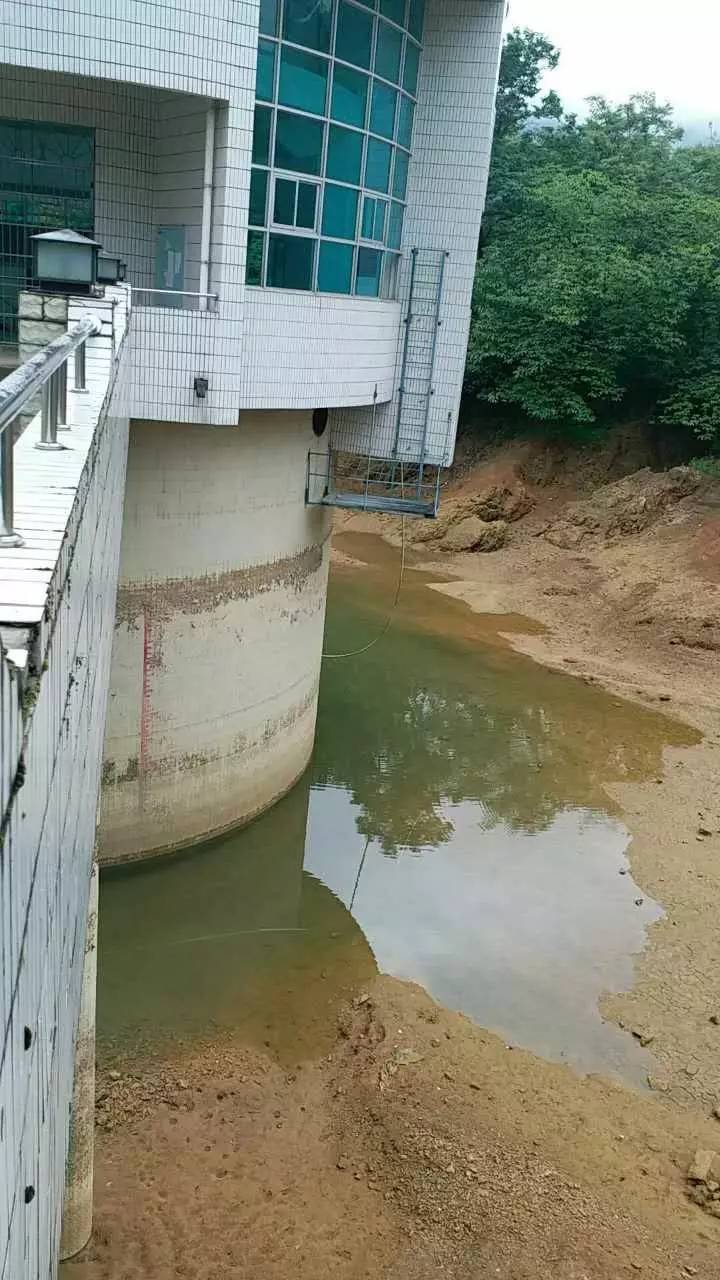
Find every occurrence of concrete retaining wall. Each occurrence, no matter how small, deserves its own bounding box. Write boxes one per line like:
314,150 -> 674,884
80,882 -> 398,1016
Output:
0,313 -> 130,1279
99,411 -> 332,863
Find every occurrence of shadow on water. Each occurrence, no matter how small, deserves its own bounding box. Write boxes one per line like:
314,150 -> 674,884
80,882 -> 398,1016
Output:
98,775 -> 376,1065
98,532 -> 699,1085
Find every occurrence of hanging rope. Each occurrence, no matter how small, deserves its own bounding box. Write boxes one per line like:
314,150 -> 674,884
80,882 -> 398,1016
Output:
322,513 -> 406,660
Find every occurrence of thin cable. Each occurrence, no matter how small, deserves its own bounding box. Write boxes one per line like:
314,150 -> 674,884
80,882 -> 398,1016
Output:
349,835 -> 371,912
322,514 -> 406,660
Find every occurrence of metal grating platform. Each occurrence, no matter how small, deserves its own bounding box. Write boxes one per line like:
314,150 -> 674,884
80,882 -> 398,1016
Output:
306,451 -> 441,518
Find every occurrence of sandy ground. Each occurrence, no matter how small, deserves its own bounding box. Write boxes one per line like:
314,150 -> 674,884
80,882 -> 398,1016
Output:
64,980 -> 720,1280
63,438 -> 720,1279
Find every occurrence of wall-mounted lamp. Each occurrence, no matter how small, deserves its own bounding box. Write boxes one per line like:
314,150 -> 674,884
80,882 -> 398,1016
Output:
193,376 -> 209,399
97,253 -> 126,284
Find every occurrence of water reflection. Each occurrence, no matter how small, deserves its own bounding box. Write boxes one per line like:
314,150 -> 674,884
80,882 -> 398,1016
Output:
98,776 -> 376,1064
316,534 -> 694,849
98,535 -> 698,1084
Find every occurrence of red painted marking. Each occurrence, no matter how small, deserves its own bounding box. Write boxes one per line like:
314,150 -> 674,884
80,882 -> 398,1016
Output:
139,610 -> 152,774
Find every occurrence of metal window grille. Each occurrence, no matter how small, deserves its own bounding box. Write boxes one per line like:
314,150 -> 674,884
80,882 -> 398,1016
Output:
0,119 -> 95,346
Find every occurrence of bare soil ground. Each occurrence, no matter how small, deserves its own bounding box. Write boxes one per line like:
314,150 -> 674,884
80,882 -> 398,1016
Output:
64,432 -> 720,1280
64,979 -> 720,1280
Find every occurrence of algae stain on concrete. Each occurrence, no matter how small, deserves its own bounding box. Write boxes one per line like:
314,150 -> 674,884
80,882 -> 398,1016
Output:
97,533 -> 698,1085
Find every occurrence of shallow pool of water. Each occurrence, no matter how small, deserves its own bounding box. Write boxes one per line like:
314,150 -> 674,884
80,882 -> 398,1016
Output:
98,534 -> 697,1085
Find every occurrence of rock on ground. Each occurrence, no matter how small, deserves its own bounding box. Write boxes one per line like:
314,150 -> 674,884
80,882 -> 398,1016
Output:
439,516 -> 508,553
543,467 -> 703,550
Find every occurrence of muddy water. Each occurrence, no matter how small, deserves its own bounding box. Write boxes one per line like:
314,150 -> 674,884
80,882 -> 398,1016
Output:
97,533 -> 697,1086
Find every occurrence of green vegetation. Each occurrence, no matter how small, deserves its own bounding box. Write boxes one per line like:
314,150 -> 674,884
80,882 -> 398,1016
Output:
465,29 -> 720,456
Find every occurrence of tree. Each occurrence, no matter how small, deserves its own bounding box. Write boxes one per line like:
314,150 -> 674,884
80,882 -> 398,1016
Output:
467,61 -> 720,447
493,27 -> 562,140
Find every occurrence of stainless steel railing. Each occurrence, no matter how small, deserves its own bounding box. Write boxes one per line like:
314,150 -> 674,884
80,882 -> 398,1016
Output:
131,287 -> 219,311
0,315 -> 102,548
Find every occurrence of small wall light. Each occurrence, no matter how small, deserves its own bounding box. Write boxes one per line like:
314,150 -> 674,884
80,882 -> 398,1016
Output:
97,253 -> 126,284
194,376 -> 209,399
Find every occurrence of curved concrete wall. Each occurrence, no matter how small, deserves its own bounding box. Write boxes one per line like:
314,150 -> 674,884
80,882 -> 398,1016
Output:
99,412 -> 331,864
240,291 -> 402,410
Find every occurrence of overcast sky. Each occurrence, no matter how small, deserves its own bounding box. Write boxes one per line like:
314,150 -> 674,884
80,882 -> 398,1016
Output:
506,1 -> 720,127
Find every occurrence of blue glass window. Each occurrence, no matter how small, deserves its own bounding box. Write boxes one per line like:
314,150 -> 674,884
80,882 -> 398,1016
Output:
379,0 -> 405,22
250,0 -> 418,296
403,40 -> 419,95
256,39 -> 276,102
319,240 -> 355,298
249,168 -> 268,225
283,0 -> 333,53
274,177 -> 296,224
326,124 -> 363,183
274,111 -> 324,174
407,0 -> 425,42
356,246 -> 382,295
361,195 -> 386,241
252,105 -> 272,165
387,200 -> 404,249
274,177 -> 318,228
396,94 -> 414,148
246,230 -> 265,284
375,21 -> 403,83
392,146 -> 409,198
267,233 -> 316,289
365,137 -> 392,192
336,2 -> 373,69
370,82 -> 397,138
259,0 -> 278,36
330,65 -> 369,128
322,183 -> 359,239
297,182 -> 317,228
278,46 -> 328,115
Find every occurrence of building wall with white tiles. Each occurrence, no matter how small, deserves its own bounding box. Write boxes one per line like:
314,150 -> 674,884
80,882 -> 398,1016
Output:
1,0 -> 503,457
2,0 -> 254,425
0,293 -> 130,1280
332,0 -> 504,464
240,290 -> 401,409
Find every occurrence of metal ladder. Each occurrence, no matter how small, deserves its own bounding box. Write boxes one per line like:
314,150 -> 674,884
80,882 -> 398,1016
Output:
393,248 -> 447,463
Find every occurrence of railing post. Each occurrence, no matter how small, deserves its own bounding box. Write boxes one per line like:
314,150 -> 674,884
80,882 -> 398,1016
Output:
0,423 -> 24,547
73,341 -> 87,393
56,360 -> 68,430
36,370 -> 64,452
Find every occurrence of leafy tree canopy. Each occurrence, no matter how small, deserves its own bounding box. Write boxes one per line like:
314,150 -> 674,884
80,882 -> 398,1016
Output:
466,29 -> 720,452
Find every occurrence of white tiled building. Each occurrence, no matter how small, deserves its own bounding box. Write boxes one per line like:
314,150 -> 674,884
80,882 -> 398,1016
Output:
0,4 -> 503,1266
1,0 -> 504,867
2,0 -> 503,448
2,0 -> 505,925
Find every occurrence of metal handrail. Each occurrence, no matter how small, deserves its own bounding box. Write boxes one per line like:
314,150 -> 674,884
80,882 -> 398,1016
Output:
0,315 -> 102,548
131,287 -> 219,301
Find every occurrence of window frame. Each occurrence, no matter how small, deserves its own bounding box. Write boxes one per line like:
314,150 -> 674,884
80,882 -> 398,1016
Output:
270,172 -> 321,232
360,193 -> 388,245
247,0 -> 422,297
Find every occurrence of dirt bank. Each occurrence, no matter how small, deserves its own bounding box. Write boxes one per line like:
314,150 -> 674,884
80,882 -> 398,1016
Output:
64,978 -> 720,1280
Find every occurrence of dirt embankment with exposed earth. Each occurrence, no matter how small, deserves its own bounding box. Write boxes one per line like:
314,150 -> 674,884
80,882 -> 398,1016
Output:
63,431 -> 720,1280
